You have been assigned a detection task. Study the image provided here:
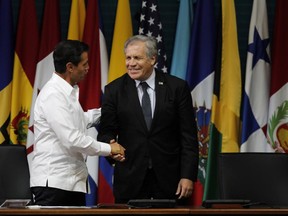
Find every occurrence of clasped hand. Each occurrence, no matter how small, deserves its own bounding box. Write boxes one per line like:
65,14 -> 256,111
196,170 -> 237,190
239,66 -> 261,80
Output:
110,140 -> 126,162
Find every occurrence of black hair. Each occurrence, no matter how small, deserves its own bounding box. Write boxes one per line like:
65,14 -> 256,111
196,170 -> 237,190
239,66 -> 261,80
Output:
53,40 -> 89,73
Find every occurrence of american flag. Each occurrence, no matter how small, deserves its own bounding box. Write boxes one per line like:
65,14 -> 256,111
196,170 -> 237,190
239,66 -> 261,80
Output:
138,0 -> 168,73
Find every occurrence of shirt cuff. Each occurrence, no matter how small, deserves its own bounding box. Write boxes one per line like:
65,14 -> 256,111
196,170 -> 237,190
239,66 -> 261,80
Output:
98,141 -> 111,156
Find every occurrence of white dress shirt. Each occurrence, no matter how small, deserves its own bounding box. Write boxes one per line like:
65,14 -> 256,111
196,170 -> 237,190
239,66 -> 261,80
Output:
30,73 -> 111,193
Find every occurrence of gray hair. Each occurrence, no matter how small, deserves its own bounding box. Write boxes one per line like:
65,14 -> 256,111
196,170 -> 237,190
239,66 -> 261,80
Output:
124,35 -> 158,60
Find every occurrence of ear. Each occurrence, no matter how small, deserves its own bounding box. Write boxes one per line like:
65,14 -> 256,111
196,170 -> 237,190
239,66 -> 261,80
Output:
150,56 -> 157,66
66,62 -> 74,72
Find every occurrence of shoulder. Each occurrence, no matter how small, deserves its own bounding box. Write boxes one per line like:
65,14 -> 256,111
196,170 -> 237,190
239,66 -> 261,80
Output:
108,73 -> 128,84
105,73 -> 133,90
38,79 -> 56,98
37,78 -> 65,103
156,70 -> 188,87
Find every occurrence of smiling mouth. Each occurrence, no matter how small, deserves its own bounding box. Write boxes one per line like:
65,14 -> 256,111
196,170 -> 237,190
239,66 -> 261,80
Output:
128,69 -> 140,73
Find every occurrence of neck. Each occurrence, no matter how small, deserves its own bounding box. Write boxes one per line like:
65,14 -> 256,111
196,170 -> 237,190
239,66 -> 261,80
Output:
55,72 -> 74,86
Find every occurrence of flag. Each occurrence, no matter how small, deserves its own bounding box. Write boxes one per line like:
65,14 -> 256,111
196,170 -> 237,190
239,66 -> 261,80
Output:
81,0 -> 113,205
267,0 -> 288,153
10,0 -> 39,146
95,2 -> 114,204
26,0 -> 61,166
81,0 -> 99,205
138,0 -> 168,73
67,0 -> 113,205
170,0 -> 194,80
108,0 -> 132,82
81,1 -> 101,109
66,0 -> 100,205
67,0 -> 86,40
0,1 -> 14,145
186,0 -> 216,206
99,8 -> 109,95
203,0 -> 241,200
240,0 -> 273,152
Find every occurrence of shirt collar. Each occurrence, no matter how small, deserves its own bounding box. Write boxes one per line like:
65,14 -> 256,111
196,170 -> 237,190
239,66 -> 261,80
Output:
52,73 -> 79,98
135,69 -> 155,90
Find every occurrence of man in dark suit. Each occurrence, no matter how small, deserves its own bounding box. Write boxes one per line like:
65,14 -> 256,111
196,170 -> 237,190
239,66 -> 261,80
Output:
97,35 -> 198,204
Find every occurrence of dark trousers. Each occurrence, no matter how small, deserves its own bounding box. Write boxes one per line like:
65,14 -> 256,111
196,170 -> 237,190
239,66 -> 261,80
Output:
115,168 -> 173,203
31,187 -> 86,206
137,168 -> 169,199
115,168 -> 189,206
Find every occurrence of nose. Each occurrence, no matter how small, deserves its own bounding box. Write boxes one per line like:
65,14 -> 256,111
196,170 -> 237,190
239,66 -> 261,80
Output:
85,64 -> 89,73
128,58 -> 137,66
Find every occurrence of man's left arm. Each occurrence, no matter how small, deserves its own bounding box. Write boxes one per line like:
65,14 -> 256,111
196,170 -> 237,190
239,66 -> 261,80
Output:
176,81 -> 199,198
85,108 -> 101,128
177,82 -> 199,181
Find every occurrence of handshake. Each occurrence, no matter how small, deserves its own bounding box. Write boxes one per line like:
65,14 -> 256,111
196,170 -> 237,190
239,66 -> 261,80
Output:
110,140 -> 126,162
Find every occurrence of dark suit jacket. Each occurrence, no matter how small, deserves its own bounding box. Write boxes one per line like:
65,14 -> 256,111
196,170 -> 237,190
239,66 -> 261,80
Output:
97,70 -> 199,201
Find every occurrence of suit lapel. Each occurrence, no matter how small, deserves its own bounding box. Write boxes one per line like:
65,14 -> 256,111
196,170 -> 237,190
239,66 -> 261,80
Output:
152,72 -> 167,130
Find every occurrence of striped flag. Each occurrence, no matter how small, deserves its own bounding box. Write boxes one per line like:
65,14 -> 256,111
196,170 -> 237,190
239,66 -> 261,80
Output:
170,0 -> 194,79
66,0 -> 100,205
81,0 -> 99,205
67,0 -> 113,205
0,0 -> 14,145
10,0 -> 39,146
95,2 -> 114,204
81,0 -> 101,109
81,0 -> 113,205
26,0 -> 61,166
240,0 -> 273,152
98,8 -> 109,95
267,0 -> 288,153
108,0 -> 132,82
203,0 -> 241,200
139,0 -> 168,73
186,0 -> 216,206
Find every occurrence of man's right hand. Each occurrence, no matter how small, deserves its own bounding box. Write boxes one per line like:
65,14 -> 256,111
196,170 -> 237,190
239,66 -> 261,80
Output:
110,142 -> 125,155
110,140 -> 126,162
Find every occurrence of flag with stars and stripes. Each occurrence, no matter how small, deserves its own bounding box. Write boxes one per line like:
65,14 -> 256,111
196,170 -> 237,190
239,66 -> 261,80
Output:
138,0 -> 168,73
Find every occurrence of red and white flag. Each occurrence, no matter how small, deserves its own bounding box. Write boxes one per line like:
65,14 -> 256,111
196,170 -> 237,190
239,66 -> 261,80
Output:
267,0 -> 288,153
27,0 -> 61,166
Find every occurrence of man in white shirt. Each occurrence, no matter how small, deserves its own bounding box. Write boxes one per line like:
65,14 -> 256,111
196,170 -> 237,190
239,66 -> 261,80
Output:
30,40 -> 125,206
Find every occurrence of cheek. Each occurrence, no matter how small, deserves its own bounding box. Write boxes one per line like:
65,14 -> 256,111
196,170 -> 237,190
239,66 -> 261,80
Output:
80,68 -> 87,74
126,60 -> 133,67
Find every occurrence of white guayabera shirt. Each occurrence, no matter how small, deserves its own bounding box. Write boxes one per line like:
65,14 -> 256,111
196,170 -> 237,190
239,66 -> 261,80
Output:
30,73 -> 111,193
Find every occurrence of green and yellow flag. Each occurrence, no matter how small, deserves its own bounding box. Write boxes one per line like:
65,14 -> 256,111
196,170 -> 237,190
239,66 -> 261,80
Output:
203,0 -> 242,200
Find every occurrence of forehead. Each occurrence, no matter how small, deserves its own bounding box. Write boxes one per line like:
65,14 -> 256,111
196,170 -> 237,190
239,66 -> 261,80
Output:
79,52 -> 88,62
126,41 -> 146,53
81,51 -> 88,58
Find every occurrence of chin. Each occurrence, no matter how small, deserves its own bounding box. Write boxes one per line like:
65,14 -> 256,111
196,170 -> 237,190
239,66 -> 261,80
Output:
128,74 -> 140,80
